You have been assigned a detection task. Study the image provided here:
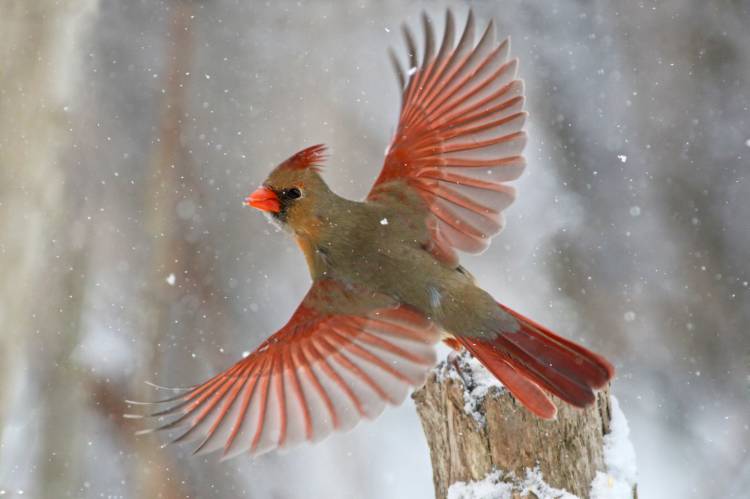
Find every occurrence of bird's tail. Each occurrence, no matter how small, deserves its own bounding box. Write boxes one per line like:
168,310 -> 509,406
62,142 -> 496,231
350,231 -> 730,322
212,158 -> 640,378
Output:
455,303 -> 615,419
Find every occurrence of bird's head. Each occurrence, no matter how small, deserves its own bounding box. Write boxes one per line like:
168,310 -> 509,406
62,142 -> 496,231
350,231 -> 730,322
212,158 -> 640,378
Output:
244,144 -> 331,233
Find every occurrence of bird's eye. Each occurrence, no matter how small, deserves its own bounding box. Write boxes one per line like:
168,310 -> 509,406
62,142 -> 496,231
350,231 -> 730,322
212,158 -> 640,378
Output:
286,187 -> 302,199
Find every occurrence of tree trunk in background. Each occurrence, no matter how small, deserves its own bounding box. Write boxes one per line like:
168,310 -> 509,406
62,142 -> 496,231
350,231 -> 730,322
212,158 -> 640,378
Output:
413,356 -> 627,499
129,2 -> 195,498
0,1 -> 95,496
128,1 -> 241,496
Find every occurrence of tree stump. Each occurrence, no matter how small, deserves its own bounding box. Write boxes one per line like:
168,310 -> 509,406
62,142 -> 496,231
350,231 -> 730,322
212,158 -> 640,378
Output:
412,352 -> 635,498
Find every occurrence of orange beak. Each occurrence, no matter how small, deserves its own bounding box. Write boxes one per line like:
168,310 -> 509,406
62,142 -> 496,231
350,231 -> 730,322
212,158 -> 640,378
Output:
244,186 -> 280,213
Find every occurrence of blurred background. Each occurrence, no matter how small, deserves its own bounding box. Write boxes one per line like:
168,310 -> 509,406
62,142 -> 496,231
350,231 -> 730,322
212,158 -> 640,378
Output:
1,0 -> 748,497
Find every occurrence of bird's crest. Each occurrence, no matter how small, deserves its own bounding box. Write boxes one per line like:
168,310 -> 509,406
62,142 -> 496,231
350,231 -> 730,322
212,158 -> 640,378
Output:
280,144 -> 328,173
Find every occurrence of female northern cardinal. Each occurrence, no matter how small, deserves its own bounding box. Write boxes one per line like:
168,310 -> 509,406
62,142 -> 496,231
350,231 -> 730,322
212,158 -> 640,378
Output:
133,10 -> 614,459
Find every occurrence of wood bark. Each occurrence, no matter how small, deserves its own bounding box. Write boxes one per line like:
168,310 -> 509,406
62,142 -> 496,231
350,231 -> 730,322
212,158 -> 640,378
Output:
413,355 -> 622,499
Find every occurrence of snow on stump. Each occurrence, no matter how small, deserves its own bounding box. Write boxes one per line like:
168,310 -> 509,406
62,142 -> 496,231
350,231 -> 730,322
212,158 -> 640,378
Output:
412,351 -> 637,499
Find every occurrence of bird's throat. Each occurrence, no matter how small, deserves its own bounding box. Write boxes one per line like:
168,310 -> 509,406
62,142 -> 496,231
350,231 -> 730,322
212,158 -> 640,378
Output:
294,234 -> 327,279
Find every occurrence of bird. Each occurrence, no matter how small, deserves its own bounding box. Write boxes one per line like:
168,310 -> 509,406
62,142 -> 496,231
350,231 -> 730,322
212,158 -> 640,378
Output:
130,9 -> 614,460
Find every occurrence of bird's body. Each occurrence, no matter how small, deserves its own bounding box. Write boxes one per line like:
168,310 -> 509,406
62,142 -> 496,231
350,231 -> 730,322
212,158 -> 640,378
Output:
278,176 -> 512,340
132,10 -> 615,460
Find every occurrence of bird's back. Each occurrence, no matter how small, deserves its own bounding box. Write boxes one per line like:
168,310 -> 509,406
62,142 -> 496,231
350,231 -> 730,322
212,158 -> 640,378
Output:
309,185 -> 510,337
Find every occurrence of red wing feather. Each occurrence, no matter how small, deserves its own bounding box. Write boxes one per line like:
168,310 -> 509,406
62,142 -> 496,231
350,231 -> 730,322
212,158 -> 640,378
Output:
369,10 -> 527,263
131,280 -> 440,459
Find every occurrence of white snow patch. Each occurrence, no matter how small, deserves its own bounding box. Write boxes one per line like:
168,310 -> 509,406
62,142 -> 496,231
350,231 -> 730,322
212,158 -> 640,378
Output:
436,350 -> 505,425
521,469 -> 579,499
380,217 -> 389,225
745,138 -> 750,148
590,396 -> 637,499
448,471 -> 512,499
448,468 -> 577,499
617,154 -> 627,163
165,273 -> 176,286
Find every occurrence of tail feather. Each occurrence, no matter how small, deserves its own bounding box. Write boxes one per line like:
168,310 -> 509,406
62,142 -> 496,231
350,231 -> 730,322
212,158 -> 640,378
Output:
456,303 -> 615,419
498,303 -> 615,387
461,341 -> 558,419
490,333 -> 597,406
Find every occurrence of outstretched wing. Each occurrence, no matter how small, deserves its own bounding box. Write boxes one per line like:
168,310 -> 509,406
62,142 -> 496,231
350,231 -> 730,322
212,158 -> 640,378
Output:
129,280 -> 440,459
369,10 -> 527,264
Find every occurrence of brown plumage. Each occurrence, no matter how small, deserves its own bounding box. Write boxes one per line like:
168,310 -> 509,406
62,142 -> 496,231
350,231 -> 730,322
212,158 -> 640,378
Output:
130,9 -> 614,459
